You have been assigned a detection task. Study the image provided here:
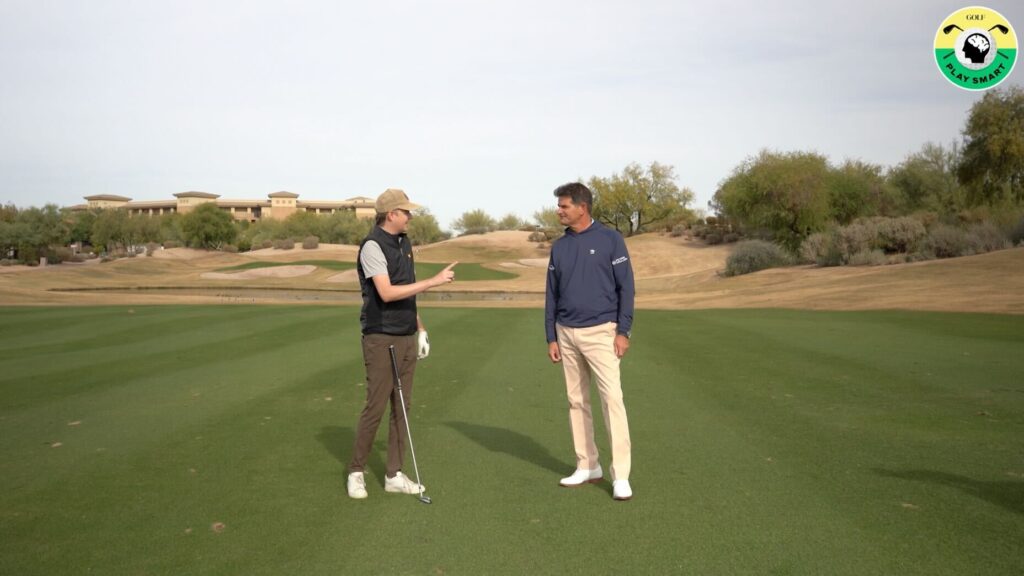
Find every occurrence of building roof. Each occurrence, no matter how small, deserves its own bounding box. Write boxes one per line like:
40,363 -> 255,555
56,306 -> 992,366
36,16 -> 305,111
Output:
268,191 -> 300,198
84,194 -> 132,202
173,191 -> 220,199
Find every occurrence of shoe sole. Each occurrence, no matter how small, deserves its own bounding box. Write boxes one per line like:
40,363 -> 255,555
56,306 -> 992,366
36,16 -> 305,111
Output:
559,478 -> 603,487
613,495 -> 632,501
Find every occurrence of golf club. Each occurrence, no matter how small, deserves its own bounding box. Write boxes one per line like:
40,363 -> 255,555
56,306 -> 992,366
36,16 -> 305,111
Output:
988,24 -> 1009,34
388,345 -> 431,504
943,24 -> 964,34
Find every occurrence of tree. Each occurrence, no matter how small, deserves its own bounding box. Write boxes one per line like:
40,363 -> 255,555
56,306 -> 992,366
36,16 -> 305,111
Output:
91,208 -> 130,252
958,85 -> 1024,205
588,162 -> 695,236
65,208 -> 98,247
180,202 -> 237,249
0,203 -> 17,223
496,213 -> 525,231
828,159 -> 893,224
713,150 -> 831,252
321,210 -> 372,245
452,209 -> 496,235
533,207 -> 561,229
888,142 -> 964,213
407,209 -> 449,245
283,211 -> 325,241
17,204 -> 69,260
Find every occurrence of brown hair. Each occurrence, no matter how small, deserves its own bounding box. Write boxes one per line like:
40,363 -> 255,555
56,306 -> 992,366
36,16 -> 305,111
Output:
553,182 -> 592,213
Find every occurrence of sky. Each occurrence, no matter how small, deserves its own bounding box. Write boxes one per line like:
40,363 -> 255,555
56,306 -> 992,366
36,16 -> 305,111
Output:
1,0 -> 1021,229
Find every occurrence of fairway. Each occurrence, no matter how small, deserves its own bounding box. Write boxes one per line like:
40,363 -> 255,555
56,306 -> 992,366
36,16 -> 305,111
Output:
0,306 -> 1021,575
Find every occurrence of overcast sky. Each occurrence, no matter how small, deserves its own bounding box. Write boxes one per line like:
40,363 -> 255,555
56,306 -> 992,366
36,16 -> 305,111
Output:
1,0 -> 1020,229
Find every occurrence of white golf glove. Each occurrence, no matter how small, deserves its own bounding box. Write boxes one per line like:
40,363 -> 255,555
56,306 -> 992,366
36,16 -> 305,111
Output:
417,330 -> 430,359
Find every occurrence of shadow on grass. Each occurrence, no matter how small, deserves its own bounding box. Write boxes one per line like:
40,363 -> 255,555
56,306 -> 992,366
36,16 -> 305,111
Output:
316,426 -> 388,483
445,421 -> 565,476
874,468 -> 1024,515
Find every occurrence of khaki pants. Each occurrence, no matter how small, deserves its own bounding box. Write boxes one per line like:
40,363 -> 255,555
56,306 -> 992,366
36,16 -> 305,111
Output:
348,333 -> 417,477
556,322 -> 631,481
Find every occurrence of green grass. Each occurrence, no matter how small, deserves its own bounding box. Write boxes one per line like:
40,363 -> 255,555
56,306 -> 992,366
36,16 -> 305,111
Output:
0,307 -> 1021,575
214,260 -> 516,280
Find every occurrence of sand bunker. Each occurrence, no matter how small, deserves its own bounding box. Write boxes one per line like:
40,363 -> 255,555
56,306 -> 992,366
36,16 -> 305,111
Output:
201,265 -> 317,280
152,248 -> 210,260
326,270 -> 359,283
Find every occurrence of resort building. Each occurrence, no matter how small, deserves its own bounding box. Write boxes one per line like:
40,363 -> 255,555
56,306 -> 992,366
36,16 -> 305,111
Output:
71,191 -> 376,222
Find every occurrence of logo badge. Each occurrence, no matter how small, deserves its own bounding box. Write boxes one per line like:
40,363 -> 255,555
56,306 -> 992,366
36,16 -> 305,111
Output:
934,6 -> 1017,91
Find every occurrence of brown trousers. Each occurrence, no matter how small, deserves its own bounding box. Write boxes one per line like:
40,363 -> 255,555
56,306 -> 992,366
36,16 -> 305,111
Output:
348,333 -> 417,477
557,322 -> 632,481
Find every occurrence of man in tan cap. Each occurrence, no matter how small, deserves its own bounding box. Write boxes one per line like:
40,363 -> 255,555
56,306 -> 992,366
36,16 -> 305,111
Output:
347,188 -> 457,499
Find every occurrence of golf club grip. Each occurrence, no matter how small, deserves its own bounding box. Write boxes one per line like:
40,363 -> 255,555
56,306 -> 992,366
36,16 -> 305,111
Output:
388,345 -> 402,390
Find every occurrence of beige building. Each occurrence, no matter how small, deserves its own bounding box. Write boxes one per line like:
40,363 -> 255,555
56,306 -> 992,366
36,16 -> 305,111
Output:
72,191 -> 376,222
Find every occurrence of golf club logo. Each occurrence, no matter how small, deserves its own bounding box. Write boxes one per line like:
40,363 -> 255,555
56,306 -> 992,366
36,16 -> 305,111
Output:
934,6 -> 1017,90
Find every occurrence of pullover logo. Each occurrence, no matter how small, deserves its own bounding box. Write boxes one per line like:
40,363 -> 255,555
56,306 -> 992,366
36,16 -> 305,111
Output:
612,256 -> 628,266
935,6 -> 1017,91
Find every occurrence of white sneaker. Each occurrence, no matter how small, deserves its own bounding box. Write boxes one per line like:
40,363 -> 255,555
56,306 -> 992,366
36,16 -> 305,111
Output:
559,465 -> 603,487
384,471 -> 425,494
613,479 -> 633,501
347,472 -> 368,499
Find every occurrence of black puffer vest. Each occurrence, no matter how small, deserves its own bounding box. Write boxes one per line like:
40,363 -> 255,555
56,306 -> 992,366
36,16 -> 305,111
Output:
357,226 -> 417,335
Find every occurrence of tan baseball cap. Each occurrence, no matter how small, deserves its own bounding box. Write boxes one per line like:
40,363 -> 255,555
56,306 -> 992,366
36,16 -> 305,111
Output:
375,188 -> 421,214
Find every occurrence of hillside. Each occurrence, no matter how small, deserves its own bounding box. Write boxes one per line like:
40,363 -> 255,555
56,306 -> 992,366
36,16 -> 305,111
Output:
0,232 -> 1021,314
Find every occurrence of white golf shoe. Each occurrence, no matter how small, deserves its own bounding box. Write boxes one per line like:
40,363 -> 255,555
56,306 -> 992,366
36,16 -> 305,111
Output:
384,471 -> 425,494
347,472 -> 368,499
613,479 -> 633,501
559,465 -> 603,487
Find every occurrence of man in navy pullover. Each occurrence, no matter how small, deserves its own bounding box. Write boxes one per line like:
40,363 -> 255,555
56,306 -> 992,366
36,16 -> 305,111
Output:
545,182 -> 635,501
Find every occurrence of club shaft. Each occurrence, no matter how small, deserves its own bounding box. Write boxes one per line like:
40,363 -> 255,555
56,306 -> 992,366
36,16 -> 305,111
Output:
389,345 -> 425,498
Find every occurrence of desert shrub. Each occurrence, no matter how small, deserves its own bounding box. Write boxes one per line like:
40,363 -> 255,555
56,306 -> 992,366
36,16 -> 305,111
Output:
163,240 -> 180,249
261,239 -> 273,249
1011,216 -> 1024,246
0,259 -> 12,266
274,239 -> 295,250
876,217 -> 926,253
837,221 -> 876,257
670,224 -> 687,238
704,232 -> 723,245
724,240 -> 792,276
302,236 -> 319,249
923,224 -> 971,258
906,250 -> 936,262
237,238 -> 252,252
799,232 -> 828,264
723,232 -> 741,243
46,247 -> 73,264
848,249 -> 887,266
691,226 -> 707,238
221,244 -> 238,253
528,231 -> 546,242
965,222 -> 1011,253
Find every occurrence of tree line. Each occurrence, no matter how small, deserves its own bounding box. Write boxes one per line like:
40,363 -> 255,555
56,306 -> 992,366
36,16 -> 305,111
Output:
711,85 -> 1024,274
0,202 -> 451,264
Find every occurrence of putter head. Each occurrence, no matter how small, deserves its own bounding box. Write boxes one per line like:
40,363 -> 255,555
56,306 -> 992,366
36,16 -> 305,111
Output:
419,495 -> 432,504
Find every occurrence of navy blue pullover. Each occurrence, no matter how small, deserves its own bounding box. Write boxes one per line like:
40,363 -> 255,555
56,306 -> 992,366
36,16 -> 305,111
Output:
545,219 -> 635,343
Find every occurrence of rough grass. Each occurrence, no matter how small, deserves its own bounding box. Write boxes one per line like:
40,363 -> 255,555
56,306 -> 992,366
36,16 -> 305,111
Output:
0,306 -> 1021,575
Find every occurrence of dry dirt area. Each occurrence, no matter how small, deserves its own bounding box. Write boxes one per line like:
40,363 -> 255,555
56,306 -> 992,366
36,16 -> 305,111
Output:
1,232 -> 1022,314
